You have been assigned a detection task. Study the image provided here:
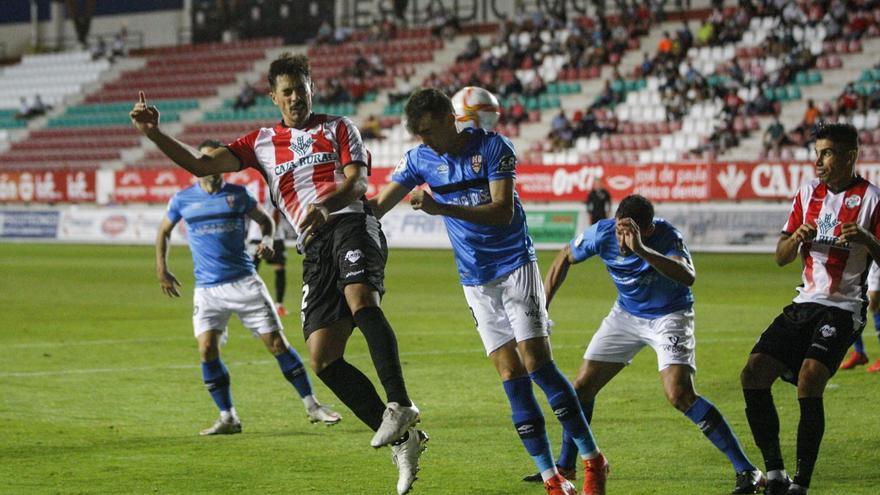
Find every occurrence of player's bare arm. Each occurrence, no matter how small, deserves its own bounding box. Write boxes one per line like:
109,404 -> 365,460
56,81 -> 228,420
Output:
544,244 -> 577,308
246,205 -> 276,260
155,216 -> 182,297
411,177 -> 514,225
775,223 -> 816,266
298,161 -> 368,237
370,181 -> 412,219
618,217 -> 695,287
130,91 -> 240,177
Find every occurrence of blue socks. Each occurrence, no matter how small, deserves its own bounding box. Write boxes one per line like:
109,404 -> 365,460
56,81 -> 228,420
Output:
685,396 -> 756,472
853,334 -> 866,354
503,376 -> 554,473
202,358 -> 233,412
530,361 -> 598,458
558,399 -> 594,470
275,346 -> 313,398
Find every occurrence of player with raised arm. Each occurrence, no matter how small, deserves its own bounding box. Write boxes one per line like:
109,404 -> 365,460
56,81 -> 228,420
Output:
156,139 -> 340,435
741,123 -> 880,495
134,54 -> 425,495
371,88 -> 607,495
542,194 -> 763,494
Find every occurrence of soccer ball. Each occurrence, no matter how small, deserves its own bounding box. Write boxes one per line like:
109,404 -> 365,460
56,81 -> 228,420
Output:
452,86 -> 501,132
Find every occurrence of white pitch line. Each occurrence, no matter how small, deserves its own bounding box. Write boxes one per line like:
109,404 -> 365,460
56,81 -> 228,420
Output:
7,336 -> 192,349
0,336 -> 758,378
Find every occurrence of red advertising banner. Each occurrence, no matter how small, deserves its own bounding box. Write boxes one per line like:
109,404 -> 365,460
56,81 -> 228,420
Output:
113,168 -> 266,203
0,169 -> 96,203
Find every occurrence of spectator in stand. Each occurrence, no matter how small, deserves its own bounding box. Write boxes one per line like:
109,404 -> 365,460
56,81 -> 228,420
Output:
574,108 -> 605,138
390,75 -> 414,104
90,36 -> 107,61
677,22 -> 693,54
111,26 -> 127,60
315,20 -> 333,44
763,117 -> 789,154
360,115 -> 384,140
499,73 -> 524,98
657,31 -> 673,55
457,36 -> 482,63
696,21 -> 714,46
14,97 -> 30,120
348,76 -> 367,103
639,52 -> 653,76
549,110 -> 573,151
837,83 -> 859,116
523,73 -> 546,98
232,82 -> 257,112
507,96 -> 528,126
30,94 -> 48,117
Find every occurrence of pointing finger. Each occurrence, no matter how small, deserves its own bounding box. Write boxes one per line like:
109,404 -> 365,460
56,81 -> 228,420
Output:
139,91 -> 146,104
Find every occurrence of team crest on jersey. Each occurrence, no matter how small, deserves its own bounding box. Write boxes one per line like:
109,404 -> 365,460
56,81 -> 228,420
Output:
437,164 -> 449,174
815,212 -> 841,245
819,324 -> 837,338
470,154 -> 482,173
225,194 -> 236,209
498,154 -> 517,173
845,195 -> 861,209
344,249 -> 363,263
290,134 -> 315,157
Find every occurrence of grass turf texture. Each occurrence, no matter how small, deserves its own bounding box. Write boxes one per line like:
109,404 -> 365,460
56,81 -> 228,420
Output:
1,244 -> 878,494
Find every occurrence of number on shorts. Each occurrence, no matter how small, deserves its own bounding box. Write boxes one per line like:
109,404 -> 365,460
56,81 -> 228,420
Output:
301,284 -> 310,310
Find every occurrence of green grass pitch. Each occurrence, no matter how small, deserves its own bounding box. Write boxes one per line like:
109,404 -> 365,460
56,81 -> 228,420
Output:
0,244 -> 878,494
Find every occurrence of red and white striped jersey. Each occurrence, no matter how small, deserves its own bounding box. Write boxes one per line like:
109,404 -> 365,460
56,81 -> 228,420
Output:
783,177 -> 880,313
227,114 -> 369,235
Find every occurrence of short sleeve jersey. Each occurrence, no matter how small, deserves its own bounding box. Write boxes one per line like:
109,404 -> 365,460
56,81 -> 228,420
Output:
570,218 -> 694,318
226,113 -> 369,236
166,182 -> 256,287
392,128 -> 535,285
782,176 -> 880,313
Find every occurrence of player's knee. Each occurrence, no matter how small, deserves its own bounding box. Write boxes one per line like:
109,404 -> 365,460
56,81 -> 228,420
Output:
200,343 -> 220,362
740,361 -> 764,388
665,386 -> 696,412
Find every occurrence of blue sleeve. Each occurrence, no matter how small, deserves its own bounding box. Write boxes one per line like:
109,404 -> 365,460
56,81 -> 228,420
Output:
166,195 -> 182,224
663,226 -> 690,259
242,186 -> 258,212
487,133 -> 517,181
569,222 -> 602,263
390,150 -> 423,190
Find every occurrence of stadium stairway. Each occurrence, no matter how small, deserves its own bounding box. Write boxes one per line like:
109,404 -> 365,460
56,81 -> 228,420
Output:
721,35 -> 880,161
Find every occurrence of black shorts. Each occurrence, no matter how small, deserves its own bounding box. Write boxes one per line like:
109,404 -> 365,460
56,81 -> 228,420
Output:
249,239 -> 287,265
752,302 -> 864,384
300,213 -> 387,339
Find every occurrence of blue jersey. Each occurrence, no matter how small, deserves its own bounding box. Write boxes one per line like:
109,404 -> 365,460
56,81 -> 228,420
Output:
392,128 -> 535,285
570,218 -> 693,318
166,182 -> 257,288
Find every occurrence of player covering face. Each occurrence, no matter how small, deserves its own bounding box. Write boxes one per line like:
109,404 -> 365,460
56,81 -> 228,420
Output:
543,194 -> 763,494
371,88 -> 608,495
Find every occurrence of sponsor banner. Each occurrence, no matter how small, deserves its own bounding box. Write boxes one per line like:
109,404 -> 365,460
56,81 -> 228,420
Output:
0,210 -> 59,238
514,163 -> 710,202
525,210 -> 579,244
655,202 -> 790,252
113,168 -> 265,203
505,162 -> 880,202
379,204 -> 451,249
56,206 -> 188,244
0,170 -> 96,203
379,204 -> 585,250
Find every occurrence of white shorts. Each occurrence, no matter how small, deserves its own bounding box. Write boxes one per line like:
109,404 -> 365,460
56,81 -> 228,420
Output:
868,262 -> 880,292
193,274 -> 282,341
584,303 -> 696,372
463,261 -> 550,355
